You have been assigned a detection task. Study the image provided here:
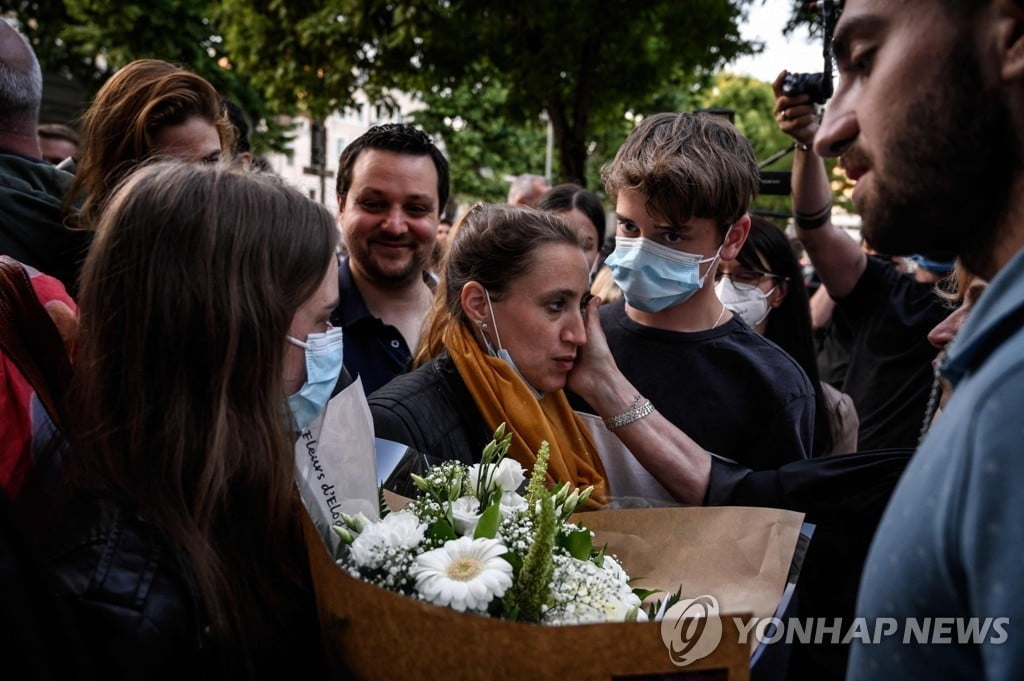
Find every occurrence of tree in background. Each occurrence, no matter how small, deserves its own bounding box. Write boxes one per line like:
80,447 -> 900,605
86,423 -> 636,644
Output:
7,0 -> 846,209
216,0 -> 758,184
409,63 -> 548,205
3,0 -> 292,155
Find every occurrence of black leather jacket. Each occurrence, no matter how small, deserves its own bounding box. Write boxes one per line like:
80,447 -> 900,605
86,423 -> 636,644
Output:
45,493 -> 213,680
368,353 -> 492,464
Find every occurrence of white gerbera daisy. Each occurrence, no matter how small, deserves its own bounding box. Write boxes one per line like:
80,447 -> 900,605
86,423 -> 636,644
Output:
410,536 -> 513,612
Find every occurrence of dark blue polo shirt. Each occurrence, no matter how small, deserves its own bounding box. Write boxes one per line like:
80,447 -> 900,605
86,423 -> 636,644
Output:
329,256 -> 414,395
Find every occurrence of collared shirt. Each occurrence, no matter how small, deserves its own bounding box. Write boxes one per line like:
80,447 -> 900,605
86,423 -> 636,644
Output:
329,255 -> 414,395
848,247 -> 1024,680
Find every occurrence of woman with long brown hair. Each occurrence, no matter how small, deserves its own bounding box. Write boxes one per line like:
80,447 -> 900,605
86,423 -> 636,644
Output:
47,161 -> 339,678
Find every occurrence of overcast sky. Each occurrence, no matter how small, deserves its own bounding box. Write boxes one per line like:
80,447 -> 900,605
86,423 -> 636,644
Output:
729,2 -> 823,83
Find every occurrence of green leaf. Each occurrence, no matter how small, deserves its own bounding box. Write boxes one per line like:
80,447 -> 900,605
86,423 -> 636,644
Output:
426,519 -> 457,542
473,501 -> 502,540
632,587 -> 662,602
561,528 -> 593,561
503,552 -> 524,575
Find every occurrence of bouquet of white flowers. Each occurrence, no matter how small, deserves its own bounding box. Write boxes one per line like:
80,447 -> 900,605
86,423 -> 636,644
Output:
331,424 -> 647,624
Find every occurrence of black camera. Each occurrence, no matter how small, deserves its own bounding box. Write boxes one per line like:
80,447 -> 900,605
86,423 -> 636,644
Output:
780,0 -> 839,105
781,72 -> 832,104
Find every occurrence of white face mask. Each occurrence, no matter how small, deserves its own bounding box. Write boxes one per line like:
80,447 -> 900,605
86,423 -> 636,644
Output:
715,277 -> 776,329
482,289 -> 543,399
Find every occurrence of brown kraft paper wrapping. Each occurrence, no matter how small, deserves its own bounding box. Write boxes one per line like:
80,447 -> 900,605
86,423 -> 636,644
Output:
303,503 -> 804,680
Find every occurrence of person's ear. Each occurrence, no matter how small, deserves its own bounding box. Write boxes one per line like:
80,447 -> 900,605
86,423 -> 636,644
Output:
460,281 -> 490,324
996,0 -> 1024,81
720,214 -> 750,261
770,280 -> 789,308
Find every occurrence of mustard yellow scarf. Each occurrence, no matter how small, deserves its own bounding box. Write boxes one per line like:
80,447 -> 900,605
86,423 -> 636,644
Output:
446,323 -> 609,509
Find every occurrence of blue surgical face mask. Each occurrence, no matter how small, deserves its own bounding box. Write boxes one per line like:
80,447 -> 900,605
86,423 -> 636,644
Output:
604,231 -> 730,313
482,289 -> 544,399
286,325 -> 344,431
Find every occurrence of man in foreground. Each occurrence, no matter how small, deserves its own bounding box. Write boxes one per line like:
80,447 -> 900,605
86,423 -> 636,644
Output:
812,0 -> 1024,677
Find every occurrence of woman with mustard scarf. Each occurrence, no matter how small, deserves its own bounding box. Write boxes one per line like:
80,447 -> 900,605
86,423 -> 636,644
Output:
369,203 -> 714,509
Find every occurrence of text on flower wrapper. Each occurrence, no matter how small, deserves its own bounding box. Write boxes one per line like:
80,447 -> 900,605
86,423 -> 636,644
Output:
320,483 -> 342,520
301,430 -> 326,481
301,429 -> 342,519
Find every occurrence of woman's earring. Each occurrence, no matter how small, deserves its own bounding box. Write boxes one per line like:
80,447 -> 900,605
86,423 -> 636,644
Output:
477,319 -> 489,330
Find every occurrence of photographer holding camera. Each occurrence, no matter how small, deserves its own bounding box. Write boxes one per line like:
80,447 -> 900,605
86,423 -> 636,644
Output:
772,72 -> 949,452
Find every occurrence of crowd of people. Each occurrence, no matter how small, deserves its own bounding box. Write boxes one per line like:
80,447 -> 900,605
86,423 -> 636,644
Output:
2,0 -> 1023,678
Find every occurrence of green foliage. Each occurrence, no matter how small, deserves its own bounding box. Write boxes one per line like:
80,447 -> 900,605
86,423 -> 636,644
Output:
214,0 -> 759,183
427,518 -> 457,542
472,501 -> 502,540
524,441 -> 551,509
13,0 -> 832,206
5,0 -> 292,154
560,527 -> 593,562
410,63 -> 548,204
505,486 -> 555,622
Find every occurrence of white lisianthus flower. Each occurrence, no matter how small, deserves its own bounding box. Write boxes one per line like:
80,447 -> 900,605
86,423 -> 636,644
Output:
451,496 -> 482,536
498,491 -> 528,519
411,537 -> 514,612
469,458 -> 526,496
349,510 -> 426,567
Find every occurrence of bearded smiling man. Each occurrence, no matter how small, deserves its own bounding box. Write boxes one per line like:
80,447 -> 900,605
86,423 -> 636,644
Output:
330,124 -> 450,394
809,0 -> 1024,678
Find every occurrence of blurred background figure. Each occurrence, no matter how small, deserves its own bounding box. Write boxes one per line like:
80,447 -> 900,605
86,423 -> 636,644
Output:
221,97 -> 253,167
925,264 -> 988,426
536,182 -> 607,272
0,20 -> 90,294
507,172 -> 550,207
36,123 -> 78,166
64,59 -> 232,231
774,72 -> 950,451
717,215 -> 858,455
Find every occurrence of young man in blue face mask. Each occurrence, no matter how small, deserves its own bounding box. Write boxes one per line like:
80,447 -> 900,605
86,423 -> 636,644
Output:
587,112 -> 816,470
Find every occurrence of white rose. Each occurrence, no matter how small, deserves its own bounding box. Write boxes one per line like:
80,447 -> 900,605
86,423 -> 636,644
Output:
451,496 -> 482,536
493,458 -> 527,492
468,458 -> 526,495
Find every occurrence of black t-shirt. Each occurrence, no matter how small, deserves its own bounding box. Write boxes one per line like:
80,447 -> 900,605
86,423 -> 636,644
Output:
834,256 -> 948,450
574,301 -> 815,470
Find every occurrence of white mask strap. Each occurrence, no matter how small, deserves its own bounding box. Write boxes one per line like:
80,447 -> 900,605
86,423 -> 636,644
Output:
286,335 -> 310,350
484,289 -> 505,352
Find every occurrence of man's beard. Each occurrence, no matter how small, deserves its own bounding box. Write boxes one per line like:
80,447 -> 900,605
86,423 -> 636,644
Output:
856,42 -> 1019,276
351,239 -> 427,287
